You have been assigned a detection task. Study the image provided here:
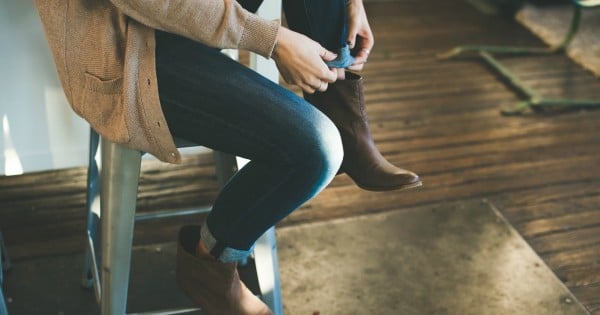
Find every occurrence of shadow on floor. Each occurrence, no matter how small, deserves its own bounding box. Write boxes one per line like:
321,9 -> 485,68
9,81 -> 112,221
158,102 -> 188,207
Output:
3,199 -> 588,315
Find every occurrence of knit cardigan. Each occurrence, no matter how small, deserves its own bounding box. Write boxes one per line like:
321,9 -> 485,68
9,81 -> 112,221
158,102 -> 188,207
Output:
34,0 -> 280,164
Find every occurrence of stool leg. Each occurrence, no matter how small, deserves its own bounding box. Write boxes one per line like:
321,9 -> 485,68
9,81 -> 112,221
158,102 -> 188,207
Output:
82,129 -> 101,293
0,231 -> 9,272
100,139 -> 142,315
0,230 -> 8,315
0,288 -> 7,315
254,227 -> 284,315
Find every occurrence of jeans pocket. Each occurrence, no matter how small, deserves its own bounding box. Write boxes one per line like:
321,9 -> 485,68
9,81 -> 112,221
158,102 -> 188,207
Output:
80,72 -> 130,143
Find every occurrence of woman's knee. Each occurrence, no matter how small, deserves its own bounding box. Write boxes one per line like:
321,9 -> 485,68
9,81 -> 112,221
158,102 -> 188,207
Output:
297,112 -> 344,183
319,116 -> 344,177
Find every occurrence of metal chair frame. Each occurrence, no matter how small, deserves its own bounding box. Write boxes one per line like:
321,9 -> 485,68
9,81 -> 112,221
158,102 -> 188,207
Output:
0,230 -> 10,315
81,129 -> 284,315
438,0 -> 600,115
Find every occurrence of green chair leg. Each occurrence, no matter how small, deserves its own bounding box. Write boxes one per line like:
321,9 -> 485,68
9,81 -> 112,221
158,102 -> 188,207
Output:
438,4 -> 600,115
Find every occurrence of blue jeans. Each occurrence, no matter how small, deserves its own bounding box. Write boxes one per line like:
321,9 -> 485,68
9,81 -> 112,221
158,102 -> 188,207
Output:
282,0 -> 355,68
155,30 -> 343,261
239,0 -> 355,68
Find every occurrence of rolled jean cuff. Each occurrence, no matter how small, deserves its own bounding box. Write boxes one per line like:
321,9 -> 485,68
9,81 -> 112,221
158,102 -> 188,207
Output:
325,45 -> 355,69
201,221 -> 255,263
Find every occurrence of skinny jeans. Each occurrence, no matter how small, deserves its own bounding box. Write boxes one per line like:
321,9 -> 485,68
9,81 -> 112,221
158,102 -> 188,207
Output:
155,30 -> 343,261
240,0 -> 355,68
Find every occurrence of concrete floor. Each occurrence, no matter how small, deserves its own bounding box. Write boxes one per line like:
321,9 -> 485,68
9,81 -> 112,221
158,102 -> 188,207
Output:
2,199 -> 589,315
277,199 -> 588,315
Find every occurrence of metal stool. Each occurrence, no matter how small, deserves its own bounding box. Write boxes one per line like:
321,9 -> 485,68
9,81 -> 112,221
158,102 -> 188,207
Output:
79,3 -> 285,312
438,0 -> 600,115
0,230 -> 10,315
81,129 -> 284,315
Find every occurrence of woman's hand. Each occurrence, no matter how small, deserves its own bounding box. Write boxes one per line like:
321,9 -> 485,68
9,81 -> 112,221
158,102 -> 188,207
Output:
272,27 -> 338,94
346,0 -> 374,71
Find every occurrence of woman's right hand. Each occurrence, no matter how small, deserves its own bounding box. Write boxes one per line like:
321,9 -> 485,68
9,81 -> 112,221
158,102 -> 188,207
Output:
271,27 -> 338,94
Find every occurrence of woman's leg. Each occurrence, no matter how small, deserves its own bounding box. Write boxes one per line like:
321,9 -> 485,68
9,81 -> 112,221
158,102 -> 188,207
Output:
283,0 -> 422,191
155,30 -> 343,260
283,0 -> 355,68
156,30 -> 342,315
237,0 -> 264,13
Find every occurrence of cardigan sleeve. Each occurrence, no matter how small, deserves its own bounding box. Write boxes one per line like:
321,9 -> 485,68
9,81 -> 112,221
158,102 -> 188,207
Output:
108,0 -> 280,58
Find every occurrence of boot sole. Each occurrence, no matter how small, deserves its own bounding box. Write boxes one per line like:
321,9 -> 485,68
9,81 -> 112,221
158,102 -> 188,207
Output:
354,180 -> 423,192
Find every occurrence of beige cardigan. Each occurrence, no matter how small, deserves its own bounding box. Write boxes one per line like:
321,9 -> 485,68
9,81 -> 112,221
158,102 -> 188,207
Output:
34,0 -> 280,164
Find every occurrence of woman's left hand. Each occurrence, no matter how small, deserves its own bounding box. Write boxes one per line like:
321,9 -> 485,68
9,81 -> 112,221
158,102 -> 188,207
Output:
346,0 -> 374,71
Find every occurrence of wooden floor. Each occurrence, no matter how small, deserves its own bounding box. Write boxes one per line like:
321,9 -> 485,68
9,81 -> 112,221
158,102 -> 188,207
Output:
1,0 -> 599,313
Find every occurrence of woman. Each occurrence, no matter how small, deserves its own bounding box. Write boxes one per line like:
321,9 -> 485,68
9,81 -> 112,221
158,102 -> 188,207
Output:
35,0 -> 418,314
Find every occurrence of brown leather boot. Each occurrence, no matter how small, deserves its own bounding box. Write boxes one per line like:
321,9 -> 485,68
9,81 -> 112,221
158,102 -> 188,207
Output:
305,71 -> 422,191
176,225 -> 273,315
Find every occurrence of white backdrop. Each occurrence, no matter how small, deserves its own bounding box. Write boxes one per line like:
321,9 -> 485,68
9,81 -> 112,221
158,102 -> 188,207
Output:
0,0 -> 89,176
0,0 -> 281,176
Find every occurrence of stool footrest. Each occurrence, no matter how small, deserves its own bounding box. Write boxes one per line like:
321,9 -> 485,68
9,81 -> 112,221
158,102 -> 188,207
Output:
128,307 -> 202,315
134,207 -> 212,222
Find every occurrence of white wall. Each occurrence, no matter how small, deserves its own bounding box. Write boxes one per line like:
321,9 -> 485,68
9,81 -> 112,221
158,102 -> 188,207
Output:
0,0 -> 89,176
0,0 -> 281,176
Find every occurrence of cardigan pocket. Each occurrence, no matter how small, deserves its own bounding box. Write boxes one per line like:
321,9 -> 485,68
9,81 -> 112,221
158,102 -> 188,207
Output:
80,72 -> 130,143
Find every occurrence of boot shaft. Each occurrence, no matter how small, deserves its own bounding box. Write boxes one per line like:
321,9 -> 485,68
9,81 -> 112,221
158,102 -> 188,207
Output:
303,72 -> 422,191
305,72 -> 367,127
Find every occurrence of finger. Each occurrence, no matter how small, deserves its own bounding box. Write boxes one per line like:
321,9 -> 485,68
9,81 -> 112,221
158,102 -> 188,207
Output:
353,54 -> 368,65
315,81 -> 328,93
346,24 -> 359,49
347,63 -> 364,71
358,30 -> 375,52
300,83 -> 316,95
322,68 -> 338,83
360,47 -> 371,58
320,49 -> 338,62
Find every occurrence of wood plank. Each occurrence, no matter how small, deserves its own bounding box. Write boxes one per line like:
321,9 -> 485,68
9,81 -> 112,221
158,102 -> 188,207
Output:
570,284 -> 600,314
517,210 -> 600,238
544,245 -> 600,271
497,193 -> 600,223
1,0 -> 599,312
559,265 -> 600,287
527,225 -> 600,255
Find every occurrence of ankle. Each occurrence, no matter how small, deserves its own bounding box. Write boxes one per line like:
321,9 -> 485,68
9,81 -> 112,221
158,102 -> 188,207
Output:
196,240 -> 213,259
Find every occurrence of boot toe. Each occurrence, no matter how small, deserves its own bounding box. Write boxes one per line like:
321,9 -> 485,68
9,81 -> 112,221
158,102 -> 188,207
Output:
351,167 -> 422,192
385,170 -> 422,190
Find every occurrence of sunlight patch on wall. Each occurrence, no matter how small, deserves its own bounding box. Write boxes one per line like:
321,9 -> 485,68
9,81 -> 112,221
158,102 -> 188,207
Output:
3,114 -> 23,176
